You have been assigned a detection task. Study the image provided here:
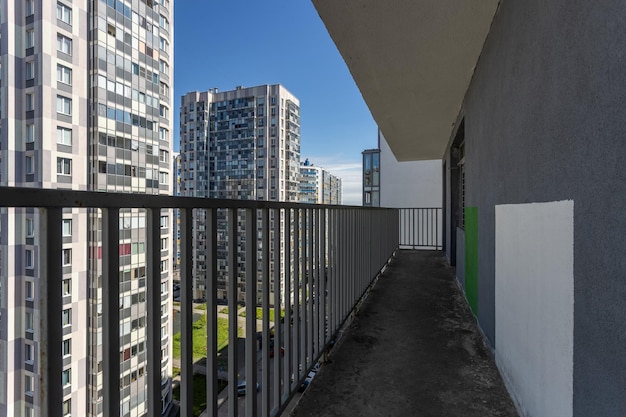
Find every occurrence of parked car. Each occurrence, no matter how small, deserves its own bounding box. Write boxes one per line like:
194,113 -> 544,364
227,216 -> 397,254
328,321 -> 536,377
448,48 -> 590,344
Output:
237,381 -> 260,396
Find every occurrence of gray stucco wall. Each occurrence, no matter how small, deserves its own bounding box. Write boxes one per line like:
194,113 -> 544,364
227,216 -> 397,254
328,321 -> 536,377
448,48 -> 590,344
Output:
459,1 -> 626,415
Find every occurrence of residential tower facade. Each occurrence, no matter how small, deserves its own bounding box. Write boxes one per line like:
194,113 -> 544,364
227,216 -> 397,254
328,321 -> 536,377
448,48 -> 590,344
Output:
0,0 -> 174,415
299,159 -> 342,204
180,84 -> 301,302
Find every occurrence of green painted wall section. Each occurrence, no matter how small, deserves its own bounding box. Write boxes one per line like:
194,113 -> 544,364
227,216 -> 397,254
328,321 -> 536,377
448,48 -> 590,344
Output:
465,207 -> 479,315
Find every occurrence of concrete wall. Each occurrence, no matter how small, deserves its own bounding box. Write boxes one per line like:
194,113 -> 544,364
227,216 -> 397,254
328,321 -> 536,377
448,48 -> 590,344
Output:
379,132 -> 441,208
449,1 -> 626,415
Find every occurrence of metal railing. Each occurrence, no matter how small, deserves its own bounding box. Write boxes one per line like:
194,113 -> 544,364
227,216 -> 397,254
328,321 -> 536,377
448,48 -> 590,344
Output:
0,186 -> 399,417
398,208 -> 442,250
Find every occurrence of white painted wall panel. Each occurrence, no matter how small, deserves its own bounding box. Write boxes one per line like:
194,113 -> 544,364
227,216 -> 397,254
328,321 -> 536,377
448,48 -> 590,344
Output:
495,200 -> 574,417
379,132 -> 441,208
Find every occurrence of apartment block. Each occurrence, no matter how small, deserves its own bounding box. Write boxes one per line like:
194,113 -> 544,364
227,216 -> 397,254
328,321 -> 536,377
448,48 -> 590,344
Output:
180,84 -> 301,302
0,0 -> 174,415
299,159 -> 342,204
362,148 -> 380,206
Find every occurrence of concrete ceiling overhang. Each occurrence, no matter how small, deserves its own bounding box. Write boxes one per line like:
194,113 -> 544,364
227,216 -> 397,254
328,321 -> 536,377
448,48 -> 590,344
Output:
311,0 -> 500,161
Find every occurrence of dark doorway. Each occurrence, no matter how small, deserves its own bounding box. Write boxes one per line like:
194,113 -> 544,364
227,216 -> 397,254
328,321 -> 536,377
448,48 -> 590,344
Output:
448,120 -> 465,265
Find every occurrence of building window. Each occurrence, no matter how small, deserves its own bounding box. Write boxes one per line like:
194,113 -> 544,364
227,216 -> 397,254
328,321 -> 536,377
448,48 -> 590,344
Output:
159,82 -> 169,97
62,368 -> 71,387
159,104 -> 168,118
26,218 -> 35,237
159,149 -> 169,162
25,312 -> 33,332
25,280 -> 34,300
62,309 -> 71,327
57,157 -> 72,176
25,374 -> 34,395
25,93 -> 34,111
160,237 -> 168,251
56,96 -> 72,115
159,60 -> 169,75
25,249 -> 34,269
25,61 -> 34,80
26,124 -> 35,143
159,171 -> 168,184
56,2 -> 72,25
62,248 -> 72,266
57,127 -> 72,145
57,64 -> 72,85
56,34 -> 72,55
160,260 -> 168,273
62,278 -> 71,296
63,338 -> 71,357
25,407 -> 34,417
25,0 -> 34,16
159,14 -> 169,30
159,37 -> 168,51
25,29 -> 35,48
25,156 -> 34,174
62,219 -> 72,236
159,127 -> 168,141
25,343 -> 33,363
63,399 -> 71,416
160,215 -> 168,229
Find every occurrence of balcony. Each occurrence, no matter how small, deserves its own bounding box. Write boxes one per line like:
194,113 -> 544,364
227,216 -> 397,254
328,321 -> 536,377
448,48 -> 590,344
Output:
1,186 -> 515,416
0,187 -> 416,416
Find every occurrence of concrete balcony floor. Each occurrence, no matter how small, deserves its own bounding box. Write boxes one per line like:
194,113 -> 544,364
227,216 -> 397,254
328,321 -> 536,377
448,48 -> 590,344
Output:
290,250 -> 518,417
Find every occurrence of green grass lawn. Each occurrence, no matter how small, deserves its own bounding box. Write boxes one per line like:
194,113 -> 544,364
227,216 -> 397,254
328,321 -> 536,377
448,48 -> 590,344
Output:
172,316 -> 236,361
238,307 -> 285,322
172,374 -> 228,417
194,303 -> 206,310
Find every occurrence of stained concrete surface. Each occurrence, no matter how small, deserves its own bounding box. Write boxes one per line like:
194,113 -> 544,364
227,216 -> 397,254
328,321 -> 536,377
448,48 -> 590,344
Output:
290,250 -> 518,417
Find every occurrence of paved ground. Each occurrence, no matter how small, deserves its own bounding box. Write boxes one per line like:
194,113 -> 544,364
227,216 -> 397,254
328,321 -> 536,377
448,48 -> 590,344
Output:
290,250 -> 519,417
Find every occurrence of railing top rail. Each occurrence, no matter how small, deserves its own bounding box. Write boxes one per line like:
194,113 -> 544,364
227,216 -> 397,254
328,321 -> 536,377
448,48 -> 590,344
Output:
0,186 -> 397,211
396,207 -> 442,210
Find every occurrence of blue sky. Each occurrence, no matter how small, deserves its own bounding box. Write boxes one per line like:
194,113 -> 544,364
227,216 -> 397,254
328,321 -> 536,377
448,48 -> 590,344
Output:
173,1 -> 378,204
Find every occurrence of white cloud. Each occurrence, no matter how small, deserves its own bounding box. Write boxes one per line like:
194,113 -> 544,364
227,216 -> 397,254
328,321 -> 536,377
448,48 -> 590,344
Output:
303,155 -> 362,206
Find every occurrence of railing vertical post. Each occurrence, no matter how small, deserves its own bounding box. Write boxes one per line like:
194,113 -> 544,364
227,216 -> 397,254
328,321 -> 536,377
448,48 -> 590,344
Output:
206,208 -> 219,417
348,209 -> 358,310
227,207 -> 239,417
302,209 -> 308,370
307,208 -> 314,367
331,209 -> 337,336
272,208 -> 282,410
339,210 -> 345,320
180,208 -> 193,417
319,209 -> 326,352
102,208 -> 120,417
146,207 -> 163,417
283,208 -> 292,398
40,207 -> 63,417
292,209 -> 301,387
435,209 -> 443,249
312,209 -> 320,360
245,208 -> 258,417
261,208 -> 271,417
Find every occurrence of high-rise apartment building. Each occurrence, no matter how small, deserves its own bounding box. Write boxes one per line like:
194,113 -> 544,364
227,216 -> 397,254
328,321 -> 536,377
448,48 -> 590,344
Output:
299,159 -> 342,205
180,84 -> 301,301
0,1 -> 174,416
362,148 -> 381,206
